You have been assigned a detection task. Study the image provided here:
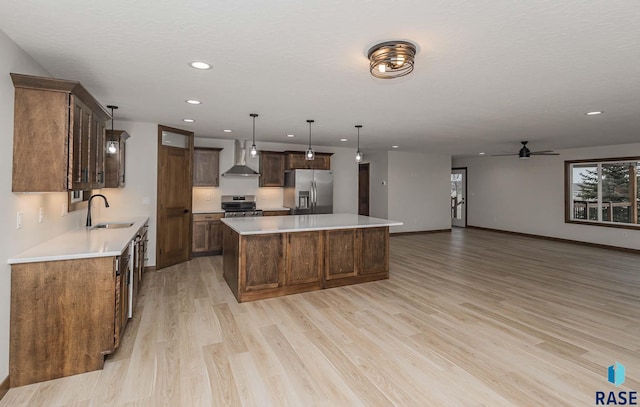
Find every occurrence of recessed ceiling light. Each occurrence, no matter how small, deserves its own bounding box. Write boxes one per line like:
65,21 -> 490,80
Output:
287,134 -> 295,138
189,61 -> 211,70
340,138 -> 347,142
586,111 -> 603,115
186,99 -> 201,105
392,145 -> 399,149
479,152 -> 485,155
183,118 -> 195,123
223,129 -> 232,133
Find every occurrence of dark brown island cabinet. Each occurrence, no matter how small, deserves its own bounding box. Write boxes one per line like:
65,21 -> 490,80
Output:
221,215 -> 401,302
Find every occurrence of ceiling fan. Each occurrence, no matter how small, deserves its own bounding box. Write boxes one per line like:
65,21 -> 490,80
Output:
492,141 -> 559,159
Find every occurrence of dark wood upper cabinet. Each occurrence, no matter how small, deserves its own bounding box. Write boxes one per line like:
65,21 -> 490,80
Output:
259,151 -> 285,187
284,151 -> 332,170
193,147 -> 222,186
11,73 -> 110,192
104,130 -> 130,188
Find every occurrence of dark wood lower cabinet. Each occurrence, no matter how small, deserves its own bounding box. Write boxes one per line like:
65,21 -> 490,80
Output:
192,213 -> 224,255
223,226 -> 389,302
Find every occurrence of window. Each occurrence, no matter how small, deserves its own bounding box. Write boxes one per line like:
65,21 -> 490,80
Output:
565,158 -> 640,228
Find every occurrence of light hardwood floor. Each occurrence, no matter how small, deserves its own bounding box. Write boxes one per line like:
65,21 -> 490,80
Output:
2,229 -> 639,406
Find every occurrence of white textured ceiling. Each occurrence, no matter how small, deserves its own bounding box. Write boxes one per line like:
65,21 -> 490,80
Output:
1,0 -> 639,156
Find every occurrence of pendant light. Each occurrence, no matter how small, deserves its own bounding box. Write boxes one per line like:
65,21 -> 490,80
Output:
306,119 -> 315,160
106,105 -> 118,154
355,125 -> 363,163
249,113 -> 258,158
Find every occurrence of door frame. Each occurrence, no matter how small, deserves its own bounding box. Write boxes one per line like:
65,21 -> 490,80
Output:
451,167 -> 467,227
156,124 -> 194,269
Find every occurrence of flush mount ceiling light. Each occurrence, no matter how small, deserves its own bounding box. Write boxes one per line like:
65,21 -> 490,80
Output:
189,61 -> 211,70
355,125 -> 363,163
367,40 -> 417,79
249,113 -> 259,158
306,120 -> 315,161
106,105 -> 118,154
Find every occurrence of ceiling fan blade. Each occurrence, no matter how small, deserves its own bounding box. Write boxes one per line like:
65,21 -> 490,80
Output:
491,153 -> 518,156
530,152 -> 560,155
530,150 -> 554,154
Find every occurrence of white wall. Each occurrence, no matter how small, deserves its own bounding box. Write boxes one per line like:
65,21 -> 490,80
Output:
453,143 -> 640,249
366,150 -> 389,219
387,151 -> 452,233
192,138 -> 359,213
0,30 -> 89,382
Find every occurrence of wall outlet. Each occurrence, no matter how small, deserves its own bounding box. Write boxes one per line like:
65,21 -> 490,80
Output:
39,207 -> 44,223
205,191 -> 212,201
382,180 -> 387,186
16,211 -> 23,229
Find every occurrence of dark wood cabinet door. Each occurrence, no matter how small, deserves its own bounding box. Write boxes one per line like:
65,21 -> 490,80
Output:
244,234 -> 284,290
193,148 -> 221,186
90,117 -> 106,188
359,227 -> 389,275
259,152 -> 285,187
286,232 -> 323,285
192,221 -> 209,252
324,229 -> 357,280
209,221 -> 223,251
71,97 -> 92,190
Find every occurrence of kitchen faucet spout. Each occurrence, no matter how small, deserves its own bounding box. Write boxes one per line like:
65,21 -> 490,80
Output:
86,194 -> 110,227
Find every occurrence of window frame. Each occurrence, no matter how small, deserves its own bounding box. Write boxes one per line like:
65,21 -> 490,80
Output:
564,157 -> 640,229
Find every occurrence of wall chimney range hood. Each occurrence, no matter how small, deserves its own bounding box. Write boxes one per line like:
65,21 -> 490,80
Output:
222,140 -> 260,176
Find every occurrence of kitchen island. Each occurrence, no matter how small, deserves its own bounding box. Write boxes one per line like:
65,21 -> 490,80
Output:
221,214 -> 402,302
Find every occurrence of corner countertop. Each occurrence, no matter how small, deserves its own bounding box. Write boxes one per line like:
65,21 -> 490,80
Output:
8,216 -> 149,265
221,213 -> 402,235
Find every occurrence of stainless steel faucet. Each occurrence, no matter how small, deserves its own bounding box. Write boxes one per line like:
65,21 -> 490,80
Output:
86,194 -> 110,227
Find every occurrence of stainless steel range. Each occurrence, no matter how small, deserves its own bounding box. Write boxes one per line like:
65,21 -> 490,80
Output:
221,195 -> 263,217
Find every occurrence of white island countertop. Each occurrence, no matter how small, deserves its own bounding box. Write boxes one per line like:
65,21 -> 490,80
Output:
8,216 -> 149,265
221,213 -> 402,235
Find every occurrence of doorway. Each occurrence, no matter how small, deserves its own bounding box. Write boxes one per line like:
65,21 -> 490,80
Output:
451,167 -> 466,227
358,163 -> 370,216
156,125 -> 194,269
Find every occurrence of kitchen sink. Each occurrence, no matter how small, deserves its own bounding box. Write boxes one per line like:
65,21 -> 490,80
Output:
91,222 -> 135,230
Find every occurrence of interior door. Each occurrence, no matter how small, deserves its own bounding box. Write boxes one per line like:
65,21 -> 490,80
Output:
451,168 -> 467,227
358,163 -> 370,216
313,170 -> 333,214
156,125 -> 193,269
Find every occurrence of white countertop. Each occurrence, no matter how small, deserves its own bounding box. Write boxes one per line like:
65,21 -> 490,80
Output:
8,216 -> 149,264
221,214 -> 402,235
193,209 -> 225,214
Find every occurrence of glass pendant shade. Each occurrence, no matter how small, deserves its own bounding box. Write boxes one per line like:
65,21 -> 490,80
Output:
106,105 -> 118,154
107,140 -> 118,154
250,113 -> 259,157
305,119 -> 315,161
355,124 -> 363,163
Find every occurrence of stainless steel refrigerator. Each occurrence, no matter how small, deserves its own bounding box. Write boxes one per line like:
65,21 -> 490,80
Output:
284,170 -> 333,214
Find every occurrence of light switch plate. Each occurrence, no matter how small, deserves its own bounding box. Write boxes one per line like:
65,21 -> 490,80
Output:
16,211 -> 23,229
39,207 -> 44,223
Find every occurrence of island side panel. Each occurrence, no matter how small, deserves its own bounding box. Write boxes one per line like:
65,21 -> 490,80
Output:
222,224 -> 240,299
324,226 -> 390,289
323,229 -> 357,281
10,257 -> 115,387
286,231 -> 324,285
360,226 -> 389,276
